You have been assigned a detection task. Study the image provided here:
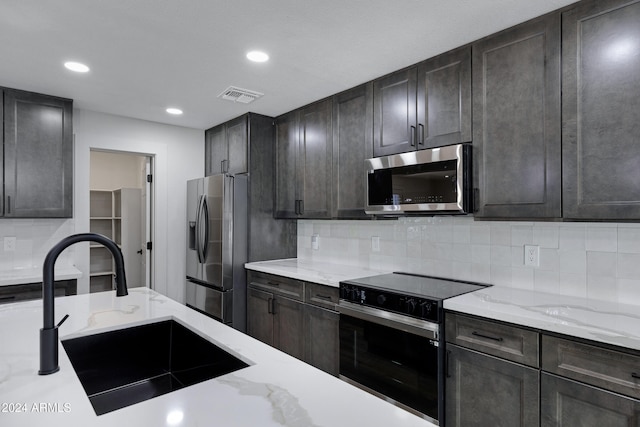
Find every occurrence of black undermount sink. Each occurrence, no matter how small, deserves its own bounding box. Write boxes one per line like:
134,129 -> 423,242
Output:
62,319 -> 249,415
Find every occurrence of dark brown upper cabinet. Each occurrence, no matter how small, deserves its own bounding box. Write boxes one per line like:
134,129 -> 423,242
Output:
205,115 -> 248,176
3,89 -> 73,218
473,12 -> 562,219
372,46 -> 471,157
562,0 -> 640,220
331,84 -> 373,219
274,98 -> 332,219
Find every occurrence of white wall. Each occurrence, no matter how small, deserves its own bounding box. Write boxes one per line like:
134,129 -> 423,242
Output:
74,109 -> 204,302
298,217 -> 640,305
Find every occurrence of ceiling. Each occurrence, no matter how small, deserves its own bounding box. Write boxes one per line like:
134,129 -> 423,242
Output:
1,0 -> 577,130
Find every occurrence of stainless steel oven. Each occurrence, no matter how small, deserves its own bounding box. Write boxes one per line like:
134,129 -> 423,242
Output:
338,273 -> 486,425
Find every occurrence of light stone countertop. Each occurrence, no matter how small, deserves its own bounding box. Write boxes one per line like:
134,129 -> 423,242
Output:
444,285 -> 640,351
0,265 -> 82,287
246,258 -> 640,352
0,287 -> 434,427
244,258 -> 389,287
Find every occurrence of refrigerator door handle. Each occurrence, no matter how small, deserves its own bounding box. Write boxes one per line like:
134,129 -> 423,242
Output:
201,195 -> 210,262
195,194 -> 205,263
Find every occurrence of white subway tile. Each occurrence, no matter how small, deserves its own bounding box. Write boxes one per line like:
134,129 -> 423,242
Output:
559,226 -> 586,250
490,225 -> 511,246
471,263 -> 491,283
558,272 -> 587,298
558,250 -> 587,275
511,246 -> 524,267
471,244 -> 491,264
617,253 -> 640,280
586,226 -> 617,252
617,227 -> 640,254
470,224 -> 491,245
586,251 -> 617,277
539,248 -> 560,271
534,269 -> 560,294
617,278 -> 640,305
533,226 -> 559,249
587,275 -> 617,302
490,245 -> 511,266
453,223 -> 471,244
511,267 -> 534,290
452,244 -> 471,263
511,225 -> 533,246
491,265 -> 512,286
451,262 -> 473,281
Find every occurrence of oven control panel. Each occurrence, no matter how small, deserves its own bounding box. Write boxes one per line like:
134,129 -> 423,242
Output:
340,284 -> 440,322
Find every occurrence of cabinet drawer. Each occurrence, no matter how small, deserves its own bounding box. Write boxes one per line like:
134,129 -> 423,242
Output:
247,271 -> 304,301
445,313 -> 539,368
542,335 -> 640,400
305,282 -> 339,309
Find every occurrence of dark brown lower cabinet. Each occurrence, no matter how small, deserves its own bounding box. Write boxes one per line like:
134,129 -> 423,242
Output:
246,286 -> 304,360
246,271 -> 339,376
0,279 -> 76,305
304,304 -> 339,376
445,343 -> 540,427
541,373 -> 640,426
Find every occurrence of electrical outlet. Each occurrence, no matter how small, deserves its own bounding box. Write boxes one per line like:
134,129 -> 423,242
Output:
311,234 -> 319,250
4,237 -> 16,252
371,236 -> 380,252
524,245 -> 539,267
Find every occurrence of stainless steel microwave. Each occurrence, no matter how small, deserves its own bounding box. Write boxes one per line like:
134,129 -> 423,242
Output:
365,144 -> 472,215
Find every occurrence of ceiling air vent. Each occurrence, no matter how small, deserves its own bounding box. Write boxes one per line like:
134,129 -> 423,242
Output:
218,86 -> 264,104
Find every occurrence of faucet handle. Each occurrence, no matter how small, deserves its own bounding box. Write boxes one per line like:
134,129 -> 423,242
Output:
56,314 -> 69,328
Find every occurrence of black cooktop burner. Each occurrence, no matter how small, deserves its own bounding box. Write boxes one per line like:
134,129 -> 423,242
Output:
342,272 -> 487,300
339,272 -> 488,322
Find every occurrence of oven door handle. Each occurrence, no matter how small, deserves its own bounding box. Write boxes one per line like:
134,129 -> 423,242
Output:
337,301 -> 439,340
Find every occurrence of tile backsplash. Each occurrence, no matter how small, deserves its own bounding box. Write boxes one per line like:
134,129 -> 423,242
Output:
298,217 -> 640,305
0,219 -> 75,271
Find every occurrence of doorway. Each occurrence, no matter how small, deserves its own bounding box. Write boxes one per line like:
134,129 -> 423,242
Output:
89,150 -> 153,292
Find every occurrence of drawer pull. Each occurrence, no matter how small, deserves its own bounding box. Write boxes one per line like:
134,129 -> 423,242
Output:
0,295 -> 16,301
472,331 -> 504,342
267,281 -> 280,287
314,294 -> 333,301
632,372 -> 640,380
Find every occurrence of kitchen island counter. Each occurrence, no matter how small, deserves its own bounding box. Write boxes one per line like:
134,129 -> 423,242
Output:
0,288 -> 433,427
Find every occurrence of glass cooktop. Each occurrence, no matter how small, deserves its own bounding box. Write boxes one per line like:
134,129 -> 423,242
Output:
341,272 -> 488,301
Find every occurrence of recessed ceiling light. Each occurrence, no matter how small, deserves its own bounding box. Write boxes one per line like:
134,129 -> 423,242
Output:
64,61 -> 90,73
246,51 -> 269,63
166,108 -> 183,115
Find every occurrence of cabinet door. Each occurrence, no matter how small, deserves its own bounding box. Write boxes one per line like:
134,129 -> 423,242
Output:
562,0 -> 640,219
541,373 -> 640,427
332,84 -> 373,219
3,89 -> 73,217
274,111 -> 298,218
298,99 -> 332,218
226,115 -> 248,175
247,287 -> 274,346
205,124 -> 226,176
273,295 -> 305,360
417,46 -> 471,149
304,304 -> 339,376
473,13 -> 561,219
373,67 -> 418,156
446,344 -> 540,427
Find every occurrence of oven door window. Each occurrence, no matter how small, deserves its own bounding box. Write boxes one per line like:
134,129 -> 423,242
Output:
339,315 -> 439,420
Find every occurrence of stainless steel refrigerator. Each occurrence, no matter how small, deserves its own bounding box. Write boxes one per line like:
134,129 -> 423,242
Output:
185,174 -> 247,331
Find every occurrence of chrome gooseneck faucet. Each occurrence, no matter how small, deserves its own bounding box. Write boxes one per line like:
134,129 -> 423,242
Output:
39,233 -> 128,375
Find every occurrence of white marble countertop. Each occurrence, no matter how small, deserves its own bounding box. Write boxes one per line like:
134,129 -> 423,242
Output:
244,258 -> 389,288
444,286 -> 640,351
0,265 -> 82,287
0,288 -> 433,427
246,258 -> 640,352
